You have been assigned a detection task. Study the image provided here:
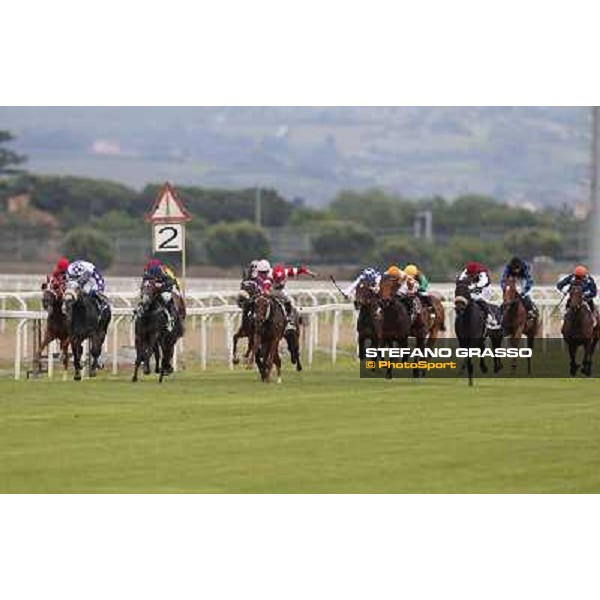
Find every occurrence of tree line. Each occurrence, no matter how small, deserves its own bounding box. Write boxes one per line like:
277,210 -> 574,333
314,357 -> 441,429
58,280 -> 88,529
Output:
0,129 -> 582,275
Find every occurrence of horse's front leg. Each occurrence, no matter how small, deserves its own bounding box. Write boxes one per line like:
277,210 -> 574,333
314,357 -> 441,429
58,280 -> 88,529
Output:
582,341 -> 593,377
569,343 -> 580,376
232,327 -> 243,365
72,339 -> 83,381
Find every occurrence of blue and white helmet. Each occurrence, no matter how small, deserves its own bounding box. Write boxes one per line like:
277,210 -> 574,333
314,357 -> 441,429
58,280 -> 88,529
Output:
362,268 -> 379,284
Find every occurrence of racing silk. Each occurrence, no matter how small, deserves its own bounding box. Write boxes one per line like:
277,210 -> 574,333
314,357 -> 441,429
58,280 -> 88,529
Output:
458,268 -> 491,300
557,274 -> 598,299
500,263 -> 533,296
272,265 -> 311,290
415,273 -> 429,293
256,272 -> 272,292
67,260 -> 105,294
343,268 -> 382,297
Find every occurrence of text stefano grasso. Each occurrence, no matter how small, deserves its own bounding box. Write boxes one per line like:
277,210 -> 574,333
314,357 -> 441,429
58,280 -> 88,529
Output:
364,347 -> 533,359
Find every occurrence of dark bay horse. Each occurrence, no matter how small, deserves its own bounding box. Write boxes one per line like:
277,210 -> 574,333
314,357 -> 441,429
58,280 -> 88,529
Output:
355,280 -> 380,360
62,281 -> 111,381
378,274 -> 412,378
233,279 -> 260,368
132,279 -> 182,383
39,278 -> 70,372
454,281 -> 503,386
253,293 -> 286,383
561,281 -> 600,377
233,280 -> 302,371
502,274 -> 537,374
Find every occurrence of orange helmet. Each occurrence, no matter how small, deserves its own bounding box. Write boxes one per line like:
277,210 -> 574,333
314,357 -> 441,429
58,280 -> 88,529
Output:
574,265 -> 588,278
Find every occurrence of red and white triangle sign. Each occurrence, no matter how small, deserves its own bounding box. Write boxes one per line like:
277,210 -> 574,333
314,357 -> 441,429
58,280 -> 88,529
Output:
146,182 -> 191,223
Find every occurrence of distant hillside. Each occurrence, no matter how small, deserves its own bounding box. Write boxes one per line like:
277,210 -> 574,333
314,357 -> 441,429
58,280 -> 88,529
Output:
0,107 -> 591,206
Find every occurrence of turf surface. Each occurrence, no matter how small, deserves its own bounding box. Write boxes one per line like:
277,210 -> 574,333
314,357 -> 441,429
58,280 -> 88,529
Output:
0,360 -> 599,493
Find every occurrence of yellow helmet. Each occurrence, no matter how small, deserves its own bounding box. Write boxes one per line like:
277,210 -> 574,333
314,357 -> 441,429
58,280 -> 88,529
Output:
386,265 -> 401,278
404,264 -> 419,277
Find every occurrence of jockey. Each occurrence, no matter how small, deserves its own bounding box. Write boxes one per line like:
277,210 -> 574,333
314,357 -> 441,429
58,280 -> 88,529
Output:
343,267 -> 382,299
141,258 -> 183,332
270,262 -> 316,330
255,259 -> 272,291
47,257 -> 70,291
404,263 -> 433,311
66,259 -> 109,314
500,256 -> 537,319
457,261 -> 500,329
557,265 -> 597,313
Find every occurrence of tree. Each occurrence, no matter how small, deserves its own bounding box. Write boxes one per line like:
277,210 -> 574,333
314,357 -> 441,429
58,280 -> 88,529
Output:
205,221 -> 270,268
61,227 -> 114,270
311,221 -> 375,263
0,131 -> 26,176
503,227 -> 564,260
330,189 -> 414,229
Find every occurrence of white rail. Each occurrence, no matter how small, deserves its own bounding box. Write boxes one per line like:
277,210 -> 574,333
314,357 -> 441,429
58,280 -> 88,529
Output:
0,299 -> 565,381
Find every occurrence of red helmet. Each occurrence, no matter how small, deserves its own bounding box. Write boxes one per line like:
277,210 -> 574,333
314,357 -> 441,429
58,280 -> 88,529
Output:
56,257 -> 70,272
272,264 -> 286,282
145,258 -> 162,270
466,261 -> 482,276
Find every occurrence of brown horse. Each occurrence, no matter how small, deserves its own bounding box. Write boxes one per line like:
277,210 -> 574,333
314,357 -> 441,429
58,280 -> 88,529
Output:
38,278 -> 70,372
561,281 -> 600,377
253,293 -> 286,383
378,274 -> 412,378
501,274 -> 537,374
355,279 -> 380,360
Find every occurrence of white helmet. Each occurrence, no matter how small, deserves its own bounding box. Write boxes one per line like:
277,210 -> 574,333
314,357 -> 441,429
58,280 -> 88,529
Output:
257,259 -> 271,273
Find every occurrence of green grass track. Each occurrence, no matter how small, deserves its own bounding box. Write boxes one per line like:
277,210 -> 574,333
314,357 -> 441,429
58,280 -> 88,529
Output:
0,359 -> 599,493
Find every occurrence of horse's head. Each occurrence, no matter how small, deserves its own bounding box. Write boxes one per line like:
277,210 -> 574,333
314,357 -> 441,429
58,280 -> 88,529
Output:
355,280 -> 378,308
140,278 -> 164,312
503,274 -> 520,305
62,280 -> 81,323
378,274 -> 400,304
454,280 -> 472,314
254,293 -> 272,326
43,276 -> 65,314
569,280 -> 585,311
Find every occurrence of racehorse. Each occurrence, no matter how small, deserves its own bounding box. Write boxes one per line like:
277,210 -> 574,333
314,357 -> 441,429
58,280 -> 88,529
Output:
38,278 -> 70,372
283,306 -> 303,372
233,279 -> 259,368
415,289 -> 446,348
561,281 -> 600,377
354,279 -> 380,360
62,280 -> 111,381
132,279 -> 182,383
378,274 -> 413,378
454,280 -> 503,386
501,274 -> 537,374
252,292 -> 286,383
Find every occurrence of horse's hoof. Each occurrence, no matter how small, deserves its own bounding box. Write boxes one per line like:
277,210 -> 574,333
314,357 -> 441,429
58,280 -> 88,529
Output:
143,367 -> 151,375
74,373 -> 81,381
232,357 -> 240,365
89,371 -> 97,378
132,376 -> 138,383
296,364 -> 303,372
480,365 -> 488,374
